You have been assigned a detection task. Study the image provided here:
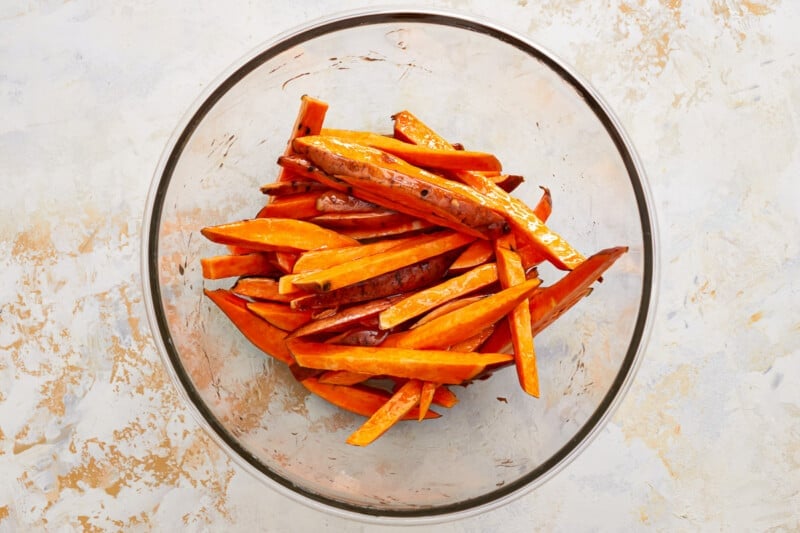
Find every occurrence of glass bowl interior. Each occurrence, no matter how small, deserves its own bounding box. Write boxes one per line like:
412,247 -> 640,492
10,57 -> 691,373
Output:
143,10 -> 656,522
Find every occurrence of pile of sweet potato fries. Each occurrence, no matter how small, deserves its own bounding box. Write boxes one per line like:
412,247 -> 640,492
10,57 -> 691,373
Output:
200,95 -> 627,446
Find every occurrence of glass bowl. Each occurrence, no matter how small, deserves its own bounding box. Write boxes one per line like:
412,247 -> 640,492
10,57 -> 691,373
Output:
141,8 -> 657,524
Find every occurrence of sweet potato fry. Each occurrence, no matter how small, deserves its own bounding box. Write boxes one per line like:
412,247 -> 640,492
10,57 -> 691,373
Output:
288,338 -> 513,384
260,180 -> 328,196
310,210 -> 408,229
274,251 -> 298,274
339,219 -> 434,240
379,263 -> 498,330
201,218 -> 359,252
417,381 -> 437,421
315,190 -> 381,213
289,252 -> 454,310
317,370 -> 374,386
490,174 -> 525,193
301,377 -> 438,420
276,95 -> 329,182
279,154 -> 497,236
326,328 -> 389,346
495,234 -> 539,397
245,301 -> 313,331
290,297 -> 399,338
231,277 -> 298,302
256,192 -> 322,219
448,240 -> 494,273
291,233 -> 423,273
200,253 -> 279,280
481,246 -> 627,354
432,385 -> 459,408
410,295 -> 487,328
289,231 -> 473,293
346,379 -> 424,446
382,278 -> 541,349
392,110 -> 584,270
320,128 -> 502,172
292,137 -> 510,239
204,289 -> 293,365
449,324 -> 496,352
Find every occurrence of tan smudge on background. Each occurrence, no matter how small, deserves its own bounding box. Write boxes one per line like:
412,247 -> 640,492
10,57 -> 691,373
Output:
618,364 -> 697,478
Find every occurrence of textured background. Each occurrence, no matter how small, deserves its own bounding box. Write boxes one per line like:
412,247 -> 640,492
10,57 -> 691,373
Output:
1,1 -> 798,531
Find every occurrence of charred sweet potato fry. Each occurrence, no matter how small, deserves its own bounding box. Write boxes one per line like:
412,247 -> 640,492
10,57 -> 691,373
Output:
315,190 -> 382,213
290,297 -> 399,338
289,252 -> 454,310
260,180 -> 329,196
276,95 -> 329,182
293,136 -> 509,239
231,277 -> 298,302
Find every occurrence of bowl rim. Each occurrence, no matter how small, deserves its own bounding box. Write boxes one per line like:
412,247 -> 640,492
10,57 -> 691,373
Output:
141,6 -> 659,525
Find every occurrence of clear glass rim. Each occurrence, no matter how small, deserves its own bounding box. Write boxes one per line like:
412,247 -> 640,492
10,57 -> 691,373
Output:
140,6 -> 659,525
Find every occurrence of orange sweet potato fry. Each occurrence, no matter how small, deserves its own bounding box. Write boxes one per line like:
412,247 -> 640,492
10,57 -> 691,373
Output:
204,289 -> 293,365
290,297 -> 399,338
289,252 -> 454,310
495,234 -> 539,397
320,128 -> 502,172
200,253 -> 279,280
317,370 -> 374,386
291,233 -> 423,273
292,137 -> 509,239
432,385 -> 459,408
276,95 -> 329,182
410,295 -> 488,328
382,278 -> 541,350
449,324 -> 496,352
245,301 -> 313,331
287,338 -> 513,384
392,110 -> 584,270
273,251 -> 298,274
448,239 -> 494,273
346,379 -> 424,446
289,231 -> 473,293
379,263 -> 498,330
256,192 -> 322,219
339,219 -> 434,240
201,218 -> 359,252
301,377 -> 438,420
417,381 -> 437,421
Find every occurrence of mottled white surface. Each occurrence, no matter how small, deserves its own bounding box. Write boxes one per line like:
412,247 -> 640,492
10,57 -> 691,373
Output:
1,1 -> 798,531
